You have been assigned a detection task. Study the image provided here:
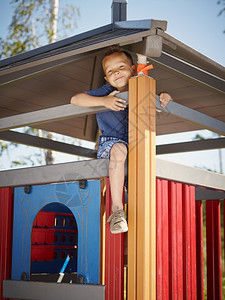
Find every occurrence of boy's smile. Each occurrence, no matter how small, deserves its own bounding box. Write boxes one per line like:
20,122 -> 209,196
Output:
102,52 -> 136,92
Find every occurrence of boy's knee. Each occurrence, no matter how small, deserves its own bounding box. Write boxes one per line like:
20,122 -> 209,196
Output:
110,143 -> 127,161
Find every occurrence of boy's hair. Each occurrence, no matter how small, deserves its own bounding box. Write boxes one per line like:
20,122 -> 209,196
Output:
102,46 -> 134,65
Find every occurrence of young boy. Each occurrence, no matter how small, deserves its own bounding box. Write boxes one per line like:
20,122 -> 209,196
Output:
70,47 -> 172,234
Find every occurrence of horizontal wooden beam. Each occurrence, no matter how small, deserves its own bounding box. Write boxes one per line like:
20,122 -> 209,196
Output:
195,186 -> 225,201
0,159 -> 109,187
0,130 -> 224,157
155,97 -> 225,136
0,130 -> 97,158
3,280 -> 104,300
156,137 -> 225,154
0,92 -> 127,132
0,93 -> 224,137
0,104 -> 107,132
116,92 -> 225,135
156,158 -> 225,191
0,158 -> 224,191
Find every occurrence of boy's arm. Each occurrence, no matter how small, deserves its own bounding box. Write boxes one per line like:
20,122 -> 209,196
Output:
70,91 -> 127,111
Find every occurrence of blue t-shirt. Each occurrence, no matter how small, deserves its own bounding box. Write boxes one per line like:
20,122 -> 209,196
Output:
86,85 -> 128,142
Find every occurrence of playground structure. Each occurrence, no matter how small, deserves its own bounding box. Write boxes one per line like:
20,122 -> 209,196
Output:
0,0 -> 225,299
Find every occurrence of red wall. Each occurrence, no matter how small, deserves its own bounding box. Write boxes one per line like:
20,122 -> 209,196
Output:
0,188 -> 13,300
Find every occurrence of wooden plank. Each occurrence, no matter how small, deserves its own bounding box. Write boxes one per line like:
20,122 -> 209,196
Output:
195,201 -> 204,300
0,130 -> 97,159
0,104 -> 107,132
182,184 -> 197,300
206,201 -> 222,300
148,77 -> 157,300
155,96 -> 225,136
105,179 -> 124,300
0,188 -> 13,300
157,137 -> 225,154
128,76 -> 156,300
128,76 -> 138,300
156,158 -> 225,191
100,179 -> 106,286
156,179 -> 169,300
0,159 -> 109,188
3,280 -> 105,300
169,181 -> 183,299
136,76 -> 146,299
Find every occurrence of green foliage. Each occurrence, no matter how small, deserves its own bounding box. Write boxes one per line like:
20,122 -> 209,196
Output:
11,152 -> 42,167
0,1 -> 80,167
0,0 -> 80,58
0,140 -> 18,156
194,134 -> 206,141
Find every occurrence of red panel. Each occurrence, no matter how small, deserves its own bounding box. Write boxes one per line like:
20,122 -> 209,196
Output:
206,200 -> 222,300
36,211 -> 55,227
0,188 -> 13,300
32,228 -> 46,244
156,178 -> 169,300
195,201 -> 204,300
45,230 -> 55,244
31,245 -> 76,262
182,184 -> 197,300
168,181 -> 183,300
105,179 -> 124,300
156,180 -> 197,300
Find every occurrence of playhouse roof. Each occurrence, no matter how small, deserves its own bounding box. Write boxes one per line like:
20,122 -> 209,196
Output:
0,19 -> 225,142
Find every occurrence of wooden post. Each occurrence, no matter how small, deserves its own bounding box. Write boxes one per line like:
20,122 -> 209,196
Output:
128,75 -> 156,300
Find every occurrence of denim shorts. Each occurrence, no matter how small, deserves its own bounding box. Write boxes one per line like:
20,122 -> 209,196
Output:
97,136 -> 128,159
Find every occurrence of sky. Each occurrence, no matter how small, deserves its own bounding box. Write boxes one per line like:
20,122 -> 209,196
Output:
0,0 -> 225,172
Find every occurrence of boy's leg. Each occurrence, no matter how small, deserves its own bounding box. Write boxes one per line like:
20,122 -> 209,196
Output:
108,142 -> 128,233
109,142 -> 127,211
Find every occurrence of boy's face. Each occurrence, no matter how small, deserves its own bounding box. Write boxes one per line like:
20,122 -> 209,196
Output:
102,52 -> 136,92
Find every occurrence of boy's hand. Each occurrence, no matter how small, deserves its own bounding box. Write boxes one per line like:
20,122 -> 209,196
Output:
159,93 -> 173,108
104,90 -> 127,111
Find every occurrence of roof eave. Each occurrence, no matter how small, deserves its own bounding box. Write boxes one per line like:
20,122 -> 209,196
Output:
0,19 -> 160,69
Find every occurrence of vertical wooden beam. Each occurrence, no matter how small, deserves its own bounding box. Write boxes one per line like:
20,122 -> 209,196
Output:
156,179 -> 169,300
127,76 -> 138,300
105,179 -> 124,300
168,181 -> 183,300
224,200 -> 225,275
100,179 -> 106,285
0,188 -> 13,300
195,201 -> 204,300
128,76 -> 156,300
206,200 -> 222,300
182,184 -> 197,300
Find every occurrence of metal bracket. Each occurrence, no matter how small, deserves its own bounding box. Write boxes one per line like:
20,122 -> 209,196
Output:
21,272 -> 28,281
24,186 -> 31,194
79,179 -> 87,189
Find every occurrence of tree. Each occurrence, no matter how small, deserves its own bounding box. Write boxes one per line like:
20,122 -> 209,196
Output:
0,0 -> 80,167
0,0 -> 80,59
217,0 -> 225,33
